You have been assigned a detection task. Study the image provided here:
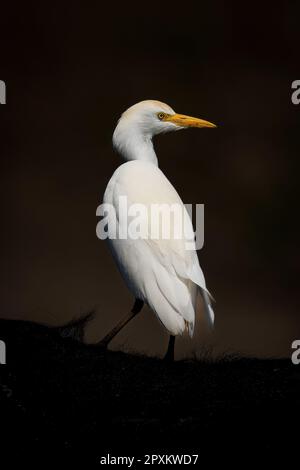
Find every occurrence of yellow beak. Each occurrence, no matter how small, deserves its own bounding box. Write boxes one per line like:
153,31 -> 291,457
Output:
166,113 -> 217,129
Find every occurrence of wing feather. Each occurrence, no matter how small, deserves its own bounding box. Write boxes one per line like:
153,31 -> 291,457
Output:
103,160 -> 214,335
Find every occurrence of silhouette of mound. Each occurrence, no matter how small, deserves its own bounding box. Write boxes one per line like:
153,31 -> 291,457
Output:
0,317 -> 299,464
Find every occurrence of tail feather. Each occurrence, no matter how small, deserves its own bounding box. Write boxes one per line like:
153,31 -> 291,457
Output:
200,288 -> 215,327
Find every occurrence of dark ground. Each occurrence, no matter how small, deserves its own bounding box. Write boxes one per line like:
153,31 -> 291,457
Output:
0,317 -> 299,465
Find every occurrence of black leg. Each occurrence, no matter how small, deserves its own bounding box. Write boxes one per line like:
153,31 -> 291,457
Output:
98,298 -> 144,348
164,335 -> 175,362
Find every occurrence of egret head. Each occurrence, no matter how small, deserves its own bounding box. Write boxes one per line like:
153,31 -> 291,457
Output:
113,100 -> 216,164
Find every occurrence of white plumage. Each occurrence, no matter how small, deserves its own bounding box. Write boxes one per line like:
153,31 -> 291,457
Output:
103,100 -> 215,339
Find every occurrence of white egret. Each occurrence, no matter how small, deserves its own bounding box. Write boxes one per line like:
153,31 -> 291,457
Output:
99,100 -> 216,360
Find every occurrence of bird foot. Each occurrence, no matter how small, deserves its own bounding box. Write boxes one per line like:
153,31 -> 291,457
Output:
163,335 -> 175,362
164,353 -> 174,363
97,339 -> 110,349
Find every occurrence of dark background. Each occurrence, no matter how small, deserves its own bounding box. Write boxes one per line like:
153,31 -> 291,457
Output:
1,1 -> 299,358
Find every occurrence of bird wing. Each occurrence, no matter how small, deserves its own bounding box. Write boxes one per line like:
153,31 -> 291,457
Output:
103,160 -> 214,336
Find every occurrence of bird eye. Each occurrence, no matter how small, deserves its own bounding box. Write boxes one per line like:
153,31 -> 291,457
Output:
157,112 -> 165,120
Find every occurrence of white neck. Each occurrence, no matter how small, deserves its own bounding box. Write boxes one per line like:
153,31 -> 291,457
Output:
113,126 -> 158,166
